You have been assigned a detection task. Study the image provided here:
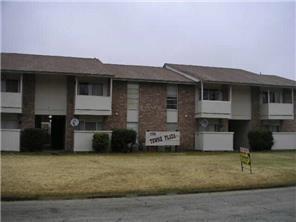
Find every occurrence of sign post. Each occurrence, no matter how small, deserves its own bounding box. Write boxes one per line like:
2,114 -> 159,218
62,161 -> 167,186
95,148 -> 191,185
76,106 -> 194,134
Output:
240,147 -> 252,174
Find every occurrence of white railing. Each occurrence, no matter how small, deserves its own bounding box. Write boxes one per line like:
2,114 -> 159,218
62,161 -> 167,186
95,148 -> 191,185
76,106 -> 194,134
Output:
260,103 -> 294,120
272,132 -> 296,150
196,100 -> 231,119
75,96 -> 112,115
195,131 -> 234,151
73,130 -> 112,152
1,92 -> 22,113
1,129 -> 21,151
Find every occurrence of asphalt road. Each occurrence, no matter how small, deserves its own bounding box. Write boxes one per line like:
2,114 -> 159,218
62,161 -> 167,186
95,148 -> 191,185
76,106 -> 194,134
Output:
2,187 -> 296,222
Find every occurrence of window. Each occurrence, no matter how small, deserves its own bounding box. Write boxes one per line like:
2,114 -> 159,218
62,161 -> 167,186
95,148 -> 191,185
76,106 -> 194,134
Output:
203,89 -> 222,101
262,120 -> 280,132
1,79 -> 20,93
283,89 -> 292,103
167,85 -> 178,109
269,90 -> 281,103
127,123 -> 138,134
78,82 -> 103,96
1,114 -> 19,129
127,83 -> 139,110
77,117 -> 103,131
262,91 -> 268,104
167,123 -> 178,131
199,119 -> 224,132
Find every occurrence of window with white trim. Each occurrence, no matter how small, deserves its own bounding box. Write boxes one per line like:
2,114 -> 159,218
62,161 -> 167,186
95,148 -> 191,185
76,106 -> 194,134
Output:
77,116 -> 103,131
1,75 -> 20,93
78,82 -> 103,96
127,83 -> 139,110
166,85 -> 178,109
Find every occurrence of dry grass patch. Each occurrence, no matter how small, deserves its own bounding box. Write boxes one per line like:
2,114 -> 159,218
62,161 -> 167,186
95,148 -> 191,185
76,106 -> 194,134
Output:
2,151 -> 296,200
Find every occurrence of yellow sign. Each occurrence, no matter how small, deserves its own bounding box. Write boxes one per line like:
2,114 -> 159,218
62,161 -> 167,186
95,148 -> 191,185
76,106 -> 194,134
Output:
240,147 -> 252,174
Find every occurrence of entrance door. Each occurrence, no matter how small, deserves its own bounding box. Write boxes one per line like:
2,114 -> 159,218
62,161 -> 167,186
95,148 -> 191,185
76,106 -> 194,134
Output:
51,116 -> 65,150
229,120 -> 250,150
35,115 -> 65,150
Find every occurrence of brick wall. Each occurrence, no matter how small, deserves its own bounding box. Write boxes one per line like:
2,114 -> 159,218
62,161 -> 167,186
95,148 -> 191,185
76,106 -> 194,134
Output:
104,81 -> 127,129
281,89 -> 296,132
21,74 -> 35,129
139,83 -> 166,143
178,85 -> 196,150
65,76 -> 75,151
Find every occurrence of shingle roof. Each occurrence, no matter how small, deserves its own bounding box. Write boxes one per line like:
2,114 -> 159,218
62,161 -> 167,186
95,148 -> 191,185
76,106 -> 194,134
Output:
165,63 -> 296,88
1,53 -> 111,76
105,64 -> 194,84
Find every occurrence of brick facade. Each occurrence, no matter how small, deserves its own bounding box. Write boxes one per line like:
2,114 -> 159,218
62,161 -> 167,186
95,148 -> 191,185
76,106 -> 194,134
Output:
104,81 -> 127,129
178,85 -> 196,149
21,74 -> 35,129
139,83 -> 166,143
65,76 -> 75,151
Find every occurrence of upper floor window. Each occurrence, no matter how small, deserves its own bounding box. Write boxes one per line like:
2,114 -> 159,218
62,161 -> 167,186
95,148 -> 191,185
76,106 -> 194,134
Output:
203,89 -> 222,101
78,82 -> 103,96
167,85 -> 178,109
262,91 -> 268,104
269,90 -> 281,103
127,83 -> 139,110
1,78 -> 20,93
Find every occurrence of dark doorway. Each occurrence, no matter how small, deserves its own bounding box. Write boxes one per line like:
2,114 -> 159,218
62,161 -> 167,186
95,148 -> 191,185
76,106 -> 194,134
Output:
229,120 -> 250,150
35,115 -> 65,150
51,116 -> 65,150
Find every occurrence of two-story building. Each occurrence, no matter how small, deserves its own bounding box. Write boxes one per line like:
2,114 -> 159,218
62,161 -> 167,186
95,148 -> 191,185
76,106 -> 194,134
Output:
1,53 -> 295,151
165,64 -> 296,150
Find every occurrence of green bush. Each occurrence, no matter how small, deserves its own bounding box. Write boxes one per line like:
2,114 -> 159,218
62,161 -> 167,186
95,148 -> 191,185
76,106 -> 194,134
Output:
21,128 -> 48,152
92,133 -> 110,152
111,129 -> 137,152
248,129 -> 274,151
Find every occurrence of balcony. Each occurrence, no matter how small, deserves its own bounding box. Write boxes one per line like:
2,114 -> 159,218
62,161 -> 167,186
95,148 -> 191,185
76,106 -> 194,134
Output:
195,100 -> 231,119
260,103 -> 294,120
195,83 -> 232,119
195,132 -> 234,151
1,92 -> 22,113
74,77 -> 112,115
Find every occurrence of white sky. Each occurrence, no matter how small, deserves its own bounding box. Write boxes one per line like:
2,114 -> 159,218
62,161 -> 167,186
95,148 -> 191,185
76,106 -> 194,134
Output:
1,1 -> 295,80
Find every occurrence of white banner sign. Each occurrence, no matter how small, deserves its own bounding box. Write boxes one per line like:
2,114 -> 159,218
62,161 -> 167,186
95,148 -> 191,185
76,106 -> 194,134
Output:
145,131 -> 180,146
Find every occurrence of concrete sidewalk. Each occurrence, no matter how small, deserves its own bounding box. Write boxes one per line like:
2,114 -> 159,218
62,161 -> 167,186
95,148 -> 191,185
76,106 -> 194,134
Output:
2,187 -> 296,222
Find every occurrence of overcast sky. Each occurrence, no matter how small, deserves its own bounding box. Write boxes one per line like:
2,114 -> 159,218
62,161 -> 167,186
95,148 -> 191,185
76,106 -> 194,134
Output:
1,1 -> 295,80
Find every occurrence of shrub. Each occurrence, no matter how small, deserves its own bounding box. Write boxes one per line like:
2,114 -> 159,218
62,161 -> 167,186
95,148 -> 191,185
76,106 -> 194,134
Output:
92,133 -> 110,152
111,129 -> 137,152
248,129 -> 274,151
21,128 -> 48,152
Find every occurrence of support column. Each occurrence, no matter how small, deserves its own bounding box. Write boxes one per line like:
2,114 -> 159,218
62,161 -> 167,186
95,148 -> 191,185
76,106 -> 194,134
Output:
21,74 -> 35,129
65,76 -> 75,151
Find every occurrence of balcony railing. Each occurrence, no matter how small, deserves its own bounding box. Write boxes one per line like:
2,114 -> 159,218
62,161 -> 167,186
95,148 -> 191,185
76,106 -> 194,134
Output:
195,100 -> 232,119
195,131 -> 234,151
74,95 -> 112,115
0,92 -> 22,113
260,103 -> 294,120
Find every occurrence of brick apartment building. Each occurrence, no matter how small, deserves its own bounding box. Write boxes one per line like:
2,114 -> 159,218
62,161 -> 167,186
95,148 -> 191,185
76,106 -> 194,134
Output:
1,53 -> 296,151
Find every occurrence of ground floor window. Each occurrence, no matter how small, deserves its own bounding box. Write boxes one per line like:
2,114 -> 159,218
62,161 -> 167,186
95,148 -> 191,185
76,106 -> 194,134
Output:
262,120 -> 281,132
1,113 -> 20,129
77,116 -> 103,131
198,119 -> 225,132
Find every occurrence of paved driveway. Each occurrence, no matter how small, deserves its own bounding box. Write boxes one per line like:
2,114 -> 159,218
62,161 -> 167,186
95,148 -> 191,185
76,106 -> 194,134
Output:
2,187 -> 296,222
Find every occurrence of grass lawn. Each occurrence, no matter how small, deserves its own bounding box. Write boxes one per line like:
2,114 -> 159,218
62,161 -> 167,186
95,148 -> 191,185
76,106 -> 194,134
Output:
1,151 -> 296,200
